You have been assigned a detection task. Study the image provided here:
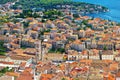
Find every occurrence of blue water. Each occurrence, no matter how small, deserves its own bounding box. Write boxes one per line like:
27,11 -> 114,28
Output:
74,0 -> 120,22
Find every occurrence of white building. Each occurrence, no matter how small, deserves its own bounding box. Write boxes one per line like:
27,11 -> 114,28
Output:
71,40 -> 85,51
89,49 -> 100,60
101,50 -> 114,60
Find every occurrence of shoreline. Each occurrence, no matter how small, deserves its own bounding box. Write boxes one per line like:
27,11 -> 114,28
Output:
74,0 -> 120,23
10,0 -> 109,14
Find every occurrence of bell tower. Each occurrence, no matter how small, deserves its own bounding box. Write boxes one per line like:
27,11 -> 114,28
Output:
35,40 -> 42,62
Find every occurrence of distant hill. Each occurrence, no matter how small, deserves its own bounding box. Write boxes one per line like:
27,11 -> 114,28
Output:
0,0 -> 16,4
11,0 -> 108,15
11,0 -> 73,9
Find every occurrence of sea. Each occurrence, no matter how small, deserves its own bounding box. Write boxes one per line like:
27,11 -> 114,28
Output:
74,0 -> 120,22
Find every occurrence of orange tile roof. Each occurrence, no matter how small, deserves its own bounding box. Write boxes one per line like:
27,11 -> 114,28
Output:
94,18 -> 101,22
37,22 -> 43,25
102,60 -> 113,64
73,40 -> 82,44
110,62 -> 118,71
0,56 -> 7,59
81,50 -> 88,55
60,64 -> 65,71
44,32 -> 50,35
14,10 -> 22,13
70,70 -> 77,76
108,73 -> 115,80
70,62 -> 78,67
82,16 -> 89,19
80,38 -> 87,41
19,62 -> 26,67
55,37 -> 61,41
41,77 -> 49,80
76,18 -> 82,20
80,59 -> 92,65
24,67 -> 32,73
32,27 -> 39,31
40,74 -> 53,80
0,61 -> 14,65
6,72 -> 19,77
37,61 -> 42,65
17,71 -> 33,80
26,17 -> 34,21
100,21 -> 105,25
88,20 -> 94,24
13,49 -> 24,54
92,49 -> 99,55
116,71 -> 120,77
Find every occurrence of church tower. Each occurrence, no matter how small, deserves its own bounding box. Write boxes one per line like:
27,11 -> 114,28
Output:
35,40 -> 42,62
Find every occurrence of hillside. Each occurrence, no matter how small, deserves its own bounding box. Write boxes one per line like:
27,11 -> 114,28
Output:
11,0 -> 108,14
11,0 -> 73,9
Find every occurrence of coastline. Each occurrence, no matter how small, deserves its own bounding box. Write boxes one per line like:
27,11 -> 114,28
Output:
10,0 -> 109,15
74,0 -> 120,22
0,0 -> 110,22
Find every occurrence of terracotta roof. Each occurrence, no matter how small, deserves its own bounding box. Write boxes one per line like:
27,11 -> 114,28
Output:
0,56 -> 7,59
6,72 -> 19,77
13,49 -> 24,54
102,50 -> 113,55
94,18 -> 101,22
59,64 -> 65,71
19,62 -> 26,67
102,60 -> 113,64
24,48 -> 37,55
110,62 -> 118,71
17,68 -> 33,80
82,16 -> 89,19
9,54 -> 32,60
80,59 -> 92,65
14,10 -> 22,13
81,50 -> 88,55
73,40 -> 82,44
40,74 -> 53,80
0,61 -> 14,65
76,18 -> 82,20
26,17 -> 34,21
116,71 -> 120,77
89,49 -> 99,56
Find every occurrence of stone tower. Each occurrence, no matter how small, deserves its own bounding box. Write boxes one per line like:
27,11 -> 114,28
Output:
35,40 -> 42,62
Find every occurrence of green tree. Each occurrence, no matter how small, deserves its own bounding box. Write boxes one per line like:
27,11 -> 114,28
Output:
0,15 -> 10,25
0,0 -> 16,4
73,14 -> 79,18
22,21 -> 29,28
74,78 -> 79,80
41,19 -> 46,23
103,45 -> 107,50
82,20 -> 88,25
61,78 -> 67,80
0,41 -> 7,55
